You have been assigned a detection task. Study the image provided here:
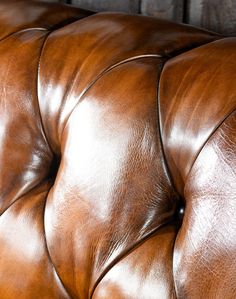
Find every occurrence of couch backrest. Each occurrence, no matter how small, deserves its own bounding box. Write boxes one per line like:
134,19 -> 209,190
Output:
0,1 -> 235,298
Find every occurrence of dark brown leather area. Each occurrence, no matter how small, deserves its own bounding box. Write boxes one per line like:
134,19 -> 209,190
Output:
0,0 -> 93,40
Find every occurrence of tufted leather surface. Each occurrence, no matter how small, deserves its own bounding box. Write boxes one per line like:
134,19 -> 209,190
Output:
0,1 -> 235,298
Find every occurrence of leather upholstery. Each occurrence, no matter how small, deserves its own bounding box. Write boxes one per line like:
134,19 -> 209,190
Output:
0,1 -> 235,298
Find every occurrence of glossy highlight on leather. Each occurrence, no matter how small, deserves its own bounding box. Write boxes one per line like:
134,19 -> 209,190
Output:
0,1 -> 235,298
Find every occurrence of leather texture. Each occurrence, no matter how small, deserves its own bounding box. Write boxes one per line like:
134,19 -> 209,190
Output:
0,1 -> 235,298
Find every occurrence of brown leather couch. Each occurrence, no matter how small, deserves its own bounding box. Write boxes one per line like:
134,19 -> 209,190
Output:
0,1 -> 235,298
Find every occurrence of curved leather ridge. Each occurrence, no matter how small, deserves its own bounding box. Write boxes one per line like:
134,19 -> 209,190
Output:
173,110 -> 236,298
38,12 -> 220,154
44,57 -> 179,298
0,0 -> 93,40
0,1 -> 235,298
92,223 -> 178,299
0,29 -> 50,214
159,37 -> 236,195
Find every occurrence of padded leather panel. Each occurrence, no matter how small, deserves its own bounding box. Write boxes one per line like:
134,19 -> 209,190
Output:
0,0 -> 92,40
159,37 -> 236,194
0,29 -> 69,298
174,110 -> 236,298
44,57 -> 179,298
0,1 -> 235,298
38,13 -> 220,154
0,29 -> 49,214
93,224 -> 178,299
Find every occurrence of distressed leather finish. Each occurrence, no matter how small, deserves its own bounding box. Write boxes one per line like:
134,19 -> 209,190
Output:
0,1 -> 235,298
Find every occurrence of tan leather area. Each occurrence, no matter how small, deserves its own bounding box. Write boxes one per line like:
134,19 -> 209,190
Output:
44,57 -> 179,298
159,37 -> 236,194
93,223 -> 178,299
173,110 -> 236,298
1,1 -> 235,298
38,13 -> 220,154
0,29 -> 50,214
0,181 -> 70,298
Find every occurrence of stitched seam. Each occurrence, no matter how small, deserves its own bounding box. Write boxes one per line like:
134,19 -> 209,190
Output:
163,35 -> 224,62
156,37 -> 229,197
88,57 -> 183,298
35,14 -> 95,156
36,31 -> 73,299
168,217 -> 183,299
0,11 -> 94,43
157,60 -> 182,299
172,224 -> 182,299
59,37 -> 225,144
157,61 -> 181,198
90,217 -> 176,299
34,17 -> 224,298
184,107 -> 236,191
42,188 -> 74,299
60,54 -> 162,142
0,180 -> 51,218
54,34 -> 223,298
0,27 -> 48,43
36,31 -> 55,156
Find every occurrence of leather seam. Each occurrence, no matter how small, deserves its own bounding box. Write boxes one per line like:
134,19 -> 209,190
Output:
184,106 -> 236,192
0,180 -> 73,298
90,216 -> 177,299
0,10 -> 94,43
163,35 -> 224,62
0,27 -> 48,43
169,218 -> 182,299
59,38 -> 225,146
42,188 -> 74,299
155,38 -> 229,195
157,60 -> 182,299
60,54 -> 162,143
36,31 -> 55,156
157,60 -> 181,198
36,31 -> 73,299
0,180 -> 51,218
36,13 -> 96,156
